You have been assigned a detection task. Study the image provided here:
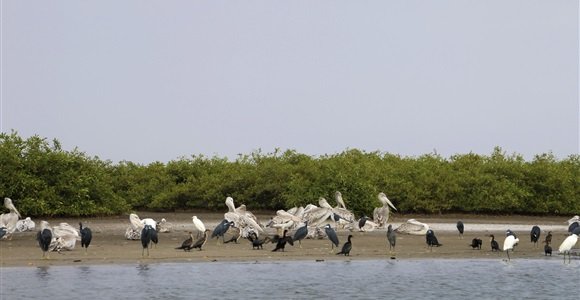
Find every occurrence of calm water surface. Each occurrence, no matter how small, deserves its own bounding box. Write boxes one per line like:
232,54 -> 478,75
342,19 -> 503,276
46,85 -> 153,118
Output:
1,259 -> 578,299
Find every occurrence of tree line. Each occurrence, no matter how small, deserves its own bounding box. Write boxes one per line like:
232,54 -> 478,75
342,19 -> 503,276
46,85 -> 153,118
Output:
1,132 -> 578,217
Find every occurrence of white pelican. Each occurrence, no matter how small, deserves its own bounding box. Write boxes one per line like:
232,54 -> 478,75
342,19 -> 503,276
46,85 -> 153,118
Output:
558,233 -> 579,264
373,192 -> 397,228
223,197 -> 263,237
0,198 -> 21,238
50,223 -> 80,251
16,217 -> 35,232
395,219 -> 429,235
334,191 -> 347,209
157,218 -> 172,233
126,213 -> 157,240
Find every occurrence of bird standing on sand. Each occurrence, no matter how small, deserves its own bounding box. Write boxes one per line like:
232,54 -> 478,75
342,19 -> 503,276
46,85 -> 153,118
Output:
192,216 -> 206,239
37,221 -> 52,259
175,232 -> 195,251
489,234 -> 500,252
324,224 -> 339,252
337,235 -> 353,256
272,229 -> 293,252
79,222 -> 92,254
456,221 -> 464,239
141,225 -> 155,257
426,229 -> 442,251
191,229 -> 211,251
470,238 -> 482,250
386,224 -> 396,253
293,222 -> 309,248
530,226 -> 541,248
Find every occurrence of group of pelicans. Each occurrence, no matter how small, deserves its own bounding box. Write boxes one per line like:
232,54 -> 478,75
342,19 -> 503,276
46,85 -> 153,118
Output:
1,195 -> 579,263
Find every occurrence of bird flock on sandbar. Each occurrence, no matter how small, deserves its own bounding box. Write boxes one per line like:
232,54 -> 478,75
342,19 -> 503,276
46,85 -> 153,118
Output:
1,195 -> 579,264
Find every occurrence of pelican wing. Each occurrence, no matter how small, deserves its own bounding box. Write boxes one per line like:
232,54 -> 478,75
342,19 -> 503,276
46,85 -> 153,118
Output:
129,213 -> 144,230
276,210 -> 303,223
304,207 -> 333,227
395,219 -> 429,235
318,197 -> 332,209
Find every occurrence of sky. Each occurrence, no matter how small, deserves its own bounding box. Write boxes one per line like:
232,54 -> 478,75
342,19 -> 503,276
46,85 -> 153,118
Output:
1,1 -> 578,164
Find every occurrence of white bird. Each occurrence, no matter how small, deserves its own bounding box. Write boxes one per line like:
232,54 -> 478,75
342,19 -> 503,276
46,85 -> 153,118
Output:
558,233 -> 579,264
223,197 -> 264,237
16,217 -> 35,232
373,192 -> 397,228
502,231 -> 519,261
395,219 -> 429,235
157,218 -> 172,233
192,216 -> 206,238
50,223 -> 80,252
334,191 -> 347,209
0,198 -> 21,239
126,213 -> 156,240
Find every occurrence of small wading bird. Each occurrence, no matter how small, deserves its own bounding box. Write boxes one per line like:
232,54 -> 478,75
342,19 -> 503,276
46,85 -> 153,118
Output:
324,224 -> 339,252
37,221 -> 52,259
470,238 -> 482,250
386,224 -> 396,253
530,226 -> 541,248
79,222 -> 92,254
503,230 -> 519,261
212,220 -> 235,244
456,221 -> 464,239
336,235 -> 353,256
544,241 -> 552,256
558,233 -> 579,264
192,216 -> 206,239
292,222 -> 309,248
489,234 -> 500,252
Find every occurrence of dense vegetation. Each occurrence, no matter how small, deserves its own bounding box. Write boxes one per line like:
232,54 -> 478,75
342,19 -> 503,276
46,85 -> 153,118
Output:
1,132 -> 578,217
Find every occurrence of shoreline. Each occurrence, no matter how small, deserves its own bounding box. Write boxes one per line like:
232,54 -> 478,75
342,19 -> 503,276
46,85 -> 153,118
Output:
1,212 -> 577,268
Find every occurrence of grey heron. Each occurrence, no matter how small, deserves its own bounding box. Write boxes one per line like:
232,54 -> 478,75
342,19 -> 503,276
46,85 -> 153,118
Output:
386,224 -> 396,253
324,224 -> 339,251
456,221 -> 464,239
530,226 -> 541,248
79,222 -> 92,254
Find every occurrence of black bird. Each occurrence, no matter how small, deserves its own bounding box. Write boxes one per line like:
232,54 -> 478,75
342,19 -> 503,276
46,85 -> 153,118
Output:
489,234 -> 500,252
212,220 -> 235,243
573,226 -> 580,235
191,229 -> 211,251
0,227 -> 6,239
272,229 -> 293,252
141,224 -> 155,257
544,231 -> 552,245
358,216 -> 370,231
37,221 -> 52,259
175,232 -> 194,251
324,224 -> 339,252
530,226 -> 541,248
386,224 -> 396,253
568,221 -> 579,234
544,241 -> 552,256
337,235 -> 353,256
293,222 -> 309,248
151,227 -> 159,247
470,238 -> 482,250
425,229 -> 442,251
248,232 -> 271,250
79,222 -> 92,254
456,221 -> 464,239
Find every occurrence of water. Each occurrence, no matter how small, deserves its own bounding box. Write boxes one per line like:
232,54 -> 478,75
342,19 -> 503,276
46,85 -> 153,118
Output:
1,259 -> 578,299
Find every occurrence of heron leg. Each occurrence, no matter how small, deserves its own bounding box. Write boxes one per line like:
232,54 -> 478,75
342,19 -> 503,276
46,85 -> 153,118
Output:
506,250 -> 511,261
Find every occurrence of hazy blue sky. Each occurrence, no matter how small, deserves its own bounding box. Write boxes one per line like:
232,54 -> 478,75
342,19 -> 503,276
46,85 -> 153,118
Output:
1,1 -> 578,163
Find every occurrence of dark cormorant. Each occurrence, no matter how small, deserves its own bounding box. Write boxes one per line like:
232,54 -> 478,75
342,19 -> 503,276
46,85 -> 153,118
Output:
386,224 -> 396,253
336,235 -> 353,256
358,216 -> 370,231
425,229 -> 442,251
544,231 -> 552,245
248,232 -> 271,250
489,234 -> 500,252
175,232 -> 194,251
530,226 -> 541,248
470,238 -> 482,250
191,229 -> 211,250
544,242 -> 552,256
456,221 -> 464,239
272,229 -> 293,252
79,222 -> 92,254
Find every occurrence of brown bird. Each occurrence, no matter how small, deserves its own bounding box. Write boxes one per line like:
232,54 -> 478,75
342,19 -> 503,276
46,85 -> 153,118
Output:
191,229 -> 211,251
175,232 -> 195,251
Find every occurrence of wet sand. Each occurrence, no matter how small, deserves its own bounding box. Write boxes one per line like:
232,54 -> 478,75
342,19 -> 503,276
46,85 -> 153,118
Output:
0,212 -> 575,267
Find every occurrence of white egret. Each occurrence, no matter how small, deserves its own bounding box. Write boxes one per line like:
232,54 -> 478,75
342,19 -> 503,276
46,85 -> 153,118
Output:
558,233 -> 579,264
192,216 -> 206,238
503,230 -> 519,261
